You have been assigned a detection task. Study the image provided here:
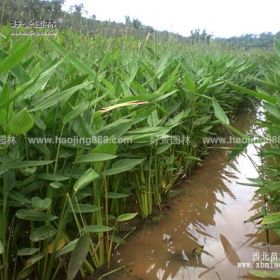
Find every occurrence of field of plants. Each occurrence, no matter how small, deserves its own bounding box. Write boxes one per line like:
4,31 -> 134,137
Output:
228,42 -> 280,279
0,26 -> 278,279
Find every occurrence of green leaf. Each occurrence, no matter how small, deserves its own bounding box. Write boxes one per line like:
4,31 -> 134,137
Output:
9,109 -> 34,135
31,81 -> 91,112
0,159 -> 52,176
76,153 -> 118,163
117,212 -> 138,222
0,40 -> 31,75
212,98 -> 229,125
249,269 -> 280,278
0,83 -> 9,107
155,53 -> 170,78
30,226 -> 55,242
8,190 -> 30,204
184,74 -> 196,92
73,168 -> 100,193
50,182 -> 64,189
104,158 -> 145,176
16,209 -> 57,221
257,182 -> 280,194
82,225 -> 113,233
105,192 -> 130,199
63,102 -> 88,125
25,252 -> 44,267
50,40 -> 97,80
226,81 -> 277,104
156,144 -> 171,155
14,265 -> 33,279
93,143 -> 117,155
0,241 -> 3,254
67,233 -> 91,280
17,248 -> 40,256
70,204 -> 101,213
37,173 -> 70,182
20,166 -> 37,176
263,102 -> 280,119
31,197 -> 51,210
262,212 -> 280,225
228,143 -> 249,161
56,239 -> 78,258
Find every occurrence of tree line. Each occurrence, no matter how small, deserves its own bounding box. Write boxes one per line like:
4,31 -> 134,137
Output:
1,0 -> 279,49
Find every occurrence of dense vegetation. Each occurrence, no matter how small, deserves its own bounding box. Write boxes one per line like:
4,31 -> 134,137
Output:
227,42 -> 280,278
0,23 -> 266,279
1,1 -> 280,279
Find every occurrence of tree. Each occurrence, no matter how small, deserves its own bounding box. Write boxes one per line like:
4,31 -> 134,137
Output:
132,18 -> 141,29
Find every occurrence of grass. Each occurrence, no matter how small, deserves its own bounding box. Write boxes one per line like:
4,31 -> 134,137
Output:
0,26 -> 265,279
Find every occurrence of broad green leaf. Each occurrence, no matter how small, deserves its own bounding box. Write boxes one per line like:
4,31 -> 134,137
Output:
20,166 -> 37,176
184,74 -> 196,92
0,40 -> 31,75
97,118 -> 133,138
8,190 -> 30,204
104,158 -> 145,176
9,109 -> 34,135
25,252 -> 44,267
82,225 -> 113,233
50,182 -> 64,189
262,212 -> 280,225
117,212 -> 138,222
56,239 -> 78,258
67,233 -> 91,280
16,209 -> 57,222
50,40 -> 97,80
17,248 -> 40,256
257,182 -> 280,194
212,98 -> 229,125
17,266 -> 34,280
37,173 -> 70,181
226,81 -> 277,104
31,81 -> 91,112
155,53 -> 170,78
263,102 -> 280,119
21,60 -> 62,100
63,102 -> 88,124
55,238 -> 79,258
105,192 -> 130,199
249,269 -> 280,278
0,160 -> 52,177
0,78 -> 38,109
30,226 -> 55,242
70,204 -> 101,213
0,83 -> 9,107
228,143 -> 249,161
73,168 -> 100,193
76,153 -> 117,163
93,143 -> 117,155
31,197 -> 51,210
156,144 -> 171,155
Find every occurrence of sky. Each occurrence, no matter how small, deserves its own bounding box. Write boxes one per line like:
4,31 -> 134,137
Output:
62,0 -> 280,38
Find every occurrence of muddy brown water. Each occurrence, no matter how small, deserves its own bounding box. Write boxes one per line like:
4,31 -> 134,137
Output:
109,112 -> 279,280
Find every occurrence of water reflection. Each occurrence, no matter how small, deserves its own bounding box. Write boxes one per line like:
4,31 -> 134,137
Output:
110,112 -> 279,280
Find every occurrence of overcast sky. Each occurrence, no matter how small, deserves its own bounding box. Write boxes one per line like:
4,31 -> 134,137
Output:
62,0 -> 280,38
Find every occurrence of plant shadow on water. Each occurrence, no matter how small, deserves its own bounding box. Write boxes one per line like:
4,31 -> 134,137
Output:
107,111 -> 279,280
